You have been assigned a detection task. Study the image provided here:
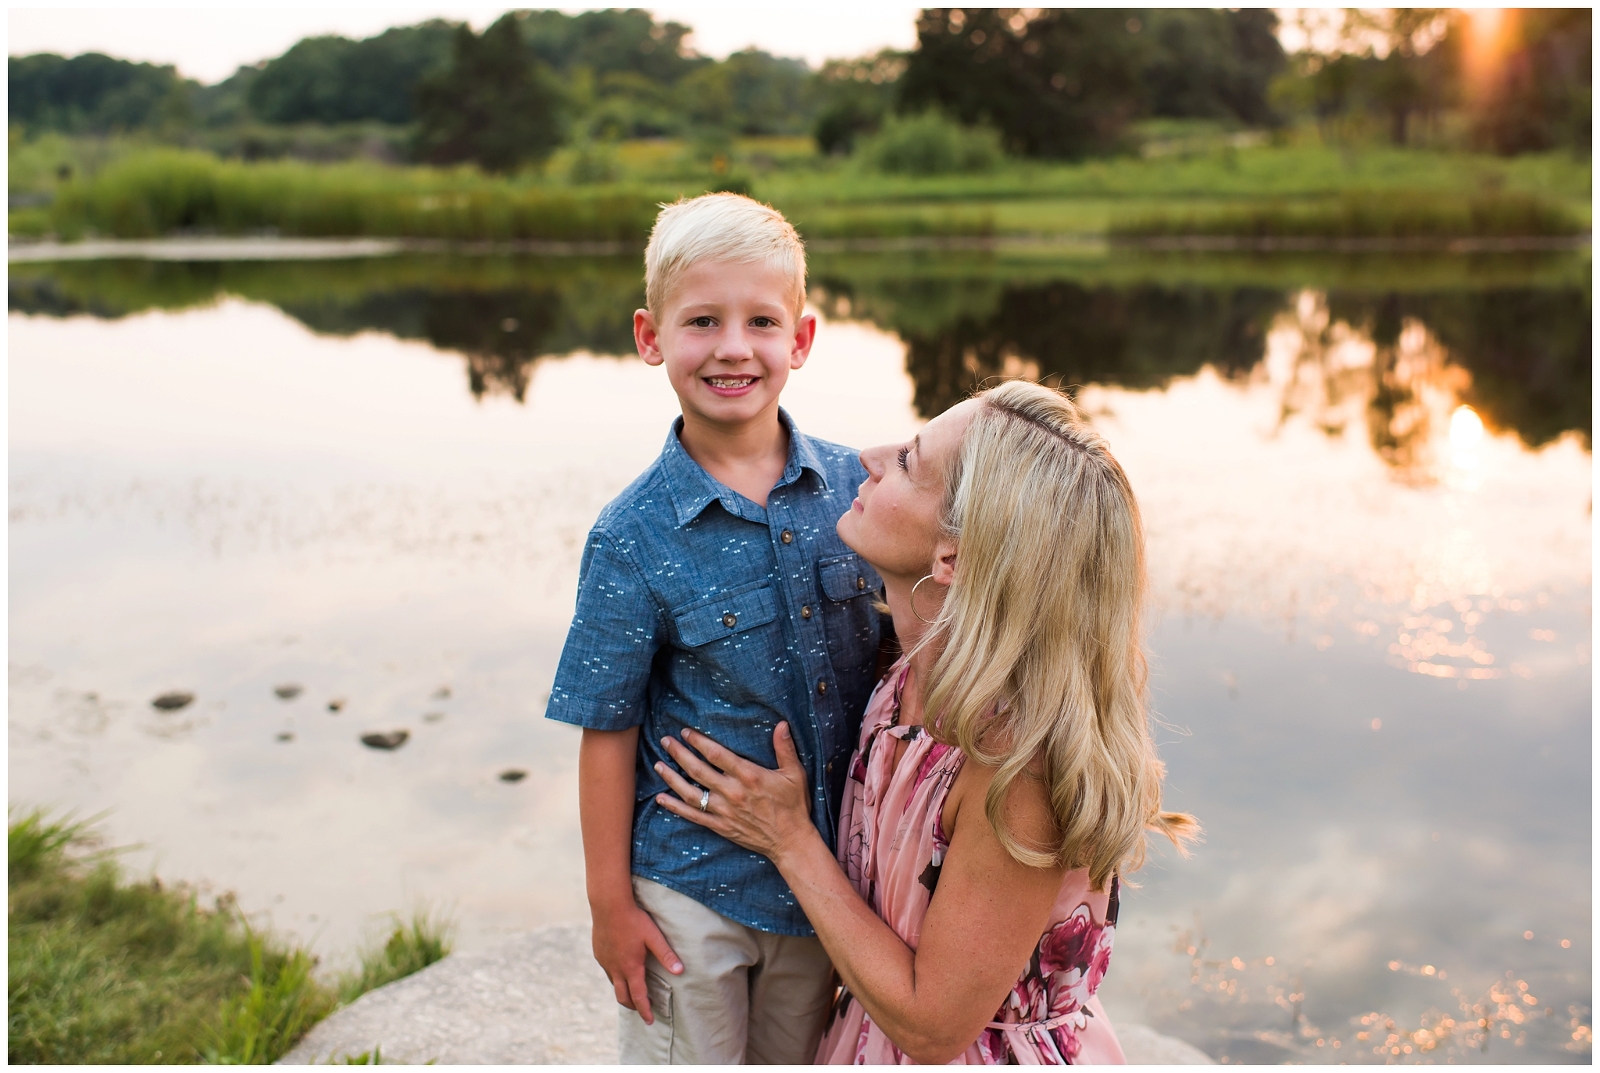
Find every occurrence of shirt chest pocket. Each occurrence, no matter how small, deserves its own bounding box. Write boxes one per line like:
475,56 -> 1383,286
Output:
818,554 -> 880,672
672,581 -> 780,649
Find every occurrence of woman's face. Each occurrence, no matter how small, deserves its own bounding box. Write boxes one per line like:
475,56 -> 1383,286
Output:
837,398 -> 980,583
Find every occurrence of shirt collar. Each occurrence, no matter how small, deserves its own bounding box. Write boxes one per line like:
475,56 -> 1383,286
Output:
661,408 -> 830,528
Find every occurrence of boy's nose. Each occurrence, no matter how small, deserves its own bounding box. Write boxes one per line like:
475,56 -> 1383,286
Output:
715,327 -> 755,360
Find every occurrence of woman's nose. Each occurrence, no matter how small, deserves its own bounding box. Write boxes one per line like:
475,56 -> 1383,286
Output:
860,443 -> 891,479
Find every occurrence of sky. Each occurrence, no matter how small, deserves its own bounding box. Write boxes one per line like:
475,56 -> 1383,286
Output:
7,4 -> 925,83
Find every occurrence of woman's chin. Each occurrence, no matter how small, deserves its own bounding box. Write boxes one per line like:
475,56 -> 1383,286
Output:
835,511 -> 873,559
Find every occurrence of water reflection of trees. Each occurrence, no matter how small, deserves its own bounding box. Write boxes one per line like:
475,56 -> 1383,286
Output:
812,274 -> 1590,460
8,257 -> 1588,451
278,286 -> 639,401
7,257 -> 643,402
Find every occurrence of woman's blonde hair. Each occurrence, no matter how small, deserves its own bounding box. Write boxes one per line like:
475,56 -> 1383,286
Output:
644,192 -> 806,317
921,380 -> 1199,890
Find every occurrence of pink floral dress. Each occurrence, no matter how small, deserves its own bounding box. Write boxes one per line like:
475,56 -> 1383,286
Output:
816,661 -> 1126,1065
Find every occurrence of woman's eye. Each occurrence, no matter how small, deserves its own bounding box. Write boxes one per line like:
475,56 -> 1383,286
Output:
896,446 -> 910,471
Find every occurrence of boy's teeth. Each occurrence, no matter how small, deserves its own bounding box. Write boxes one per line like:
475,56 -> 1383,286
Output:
708,377 -> 755,387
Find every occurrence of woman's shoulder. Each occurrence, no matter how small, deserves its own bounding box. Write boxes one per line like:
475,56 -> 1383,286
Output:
944,747 -> 1057,852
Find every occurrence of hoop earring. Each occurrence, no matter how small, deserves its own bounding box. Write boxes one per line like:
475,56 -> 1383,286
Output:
910,573 -> 943,624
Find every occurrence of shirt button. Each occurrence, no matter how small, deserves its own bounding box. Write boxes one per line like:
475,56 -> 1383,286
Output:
827,761 -> 834,775
816,679 -> 828,695
800,605 -> 812,619
856,575 -> 866,590
781,529 -> 794,544
722,612 -> 737,628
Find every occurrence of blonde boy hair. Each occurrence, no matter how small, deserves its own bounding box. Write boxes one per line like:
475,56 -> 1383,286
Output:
921,380 -> 1200,891
644,193 -> 807,317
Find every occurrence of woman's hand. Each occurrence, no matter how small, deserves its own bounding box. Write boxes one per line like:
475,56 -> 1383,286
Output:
653,723 -> 817,868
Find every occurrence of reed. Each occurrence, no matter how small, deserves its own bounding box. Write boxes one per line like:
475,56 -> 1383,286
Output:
44,149 -> 666,243
1110,190 -> 1587,242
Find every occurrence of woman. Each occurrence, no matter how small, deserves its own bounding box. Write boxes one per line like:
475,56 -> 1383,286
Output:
652,381 -> 1198,1064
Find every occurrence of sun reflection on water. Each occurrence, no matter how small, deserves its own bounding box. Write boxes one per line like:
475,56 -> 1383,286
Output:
1147,924 -> 1591,1064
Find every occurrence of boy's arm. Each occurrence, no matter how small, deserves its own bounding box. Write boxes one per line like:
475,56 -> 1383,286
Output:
580,726 -> 682,1024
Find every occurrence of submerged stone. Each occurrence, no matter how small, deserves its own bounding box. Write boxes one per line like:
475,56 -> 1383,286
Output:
498,769 -> 526,783
361,730 -> 409,751
151,691 -> 194,711
274,683 -> 304,700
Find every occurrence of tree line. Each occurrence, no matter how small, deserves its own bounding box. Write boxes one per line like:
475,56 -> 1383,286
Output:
8,7 -> 1591,173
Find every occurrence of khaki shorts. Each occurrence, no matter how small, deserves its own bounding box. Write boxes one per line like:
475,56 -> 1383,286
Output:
618,877 -> 835,1064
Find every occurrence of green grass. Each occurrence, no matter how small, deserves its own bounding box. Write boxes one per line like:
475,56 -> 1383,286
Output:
7,809 -> 451,1064
1110,190 -> 1587,241
8,131 -> 1590,244
337,914 -> 454,1004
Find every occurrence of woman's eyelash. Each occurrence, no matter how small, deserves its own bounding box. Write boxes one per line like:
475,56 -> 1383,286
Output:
896,446 -> 910,470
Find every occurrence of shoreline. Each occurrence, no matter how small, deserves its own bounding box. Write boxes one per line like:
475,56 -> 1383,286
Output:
8,231 -> 1590,263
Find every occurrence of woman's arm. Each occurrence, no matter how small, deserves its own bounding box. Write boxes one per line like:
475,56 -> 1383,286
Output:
655,724 -> 1065,1064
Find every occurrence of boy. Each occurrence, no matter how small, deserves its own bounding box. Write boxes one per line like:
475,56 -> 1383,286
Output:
546,193 -> 883,1064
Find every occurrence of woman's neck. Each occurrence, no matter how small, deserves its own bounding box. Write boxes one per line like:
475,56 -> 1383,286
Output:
881,572 -> 941,728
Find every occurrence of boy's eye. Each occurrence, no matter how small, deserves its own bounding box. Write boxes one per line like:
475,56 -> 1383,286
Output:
688,316 -> 716,328
896,446 -> 910,471
749,316 -> 777,328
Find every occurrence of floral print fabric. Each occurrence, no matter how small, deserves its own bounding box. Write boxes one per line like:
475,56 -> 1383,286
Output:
816,661 -> 1126,1066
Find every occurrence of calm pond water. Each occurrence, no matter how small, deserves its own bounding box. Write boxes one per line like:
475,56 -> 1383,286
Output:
8,249 -> 1591,1063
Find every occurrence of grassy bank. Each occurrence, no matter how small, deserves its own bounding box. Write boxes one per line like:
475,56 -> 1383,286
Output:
1110,190 -> 1586,242
8,138 -> 1590,244
8,809 -> 451,1064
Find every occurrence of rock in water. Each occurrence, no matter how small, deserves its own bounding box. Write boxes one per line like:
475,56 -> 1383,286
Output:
151,691 -> 194,712
327,698 -> 346,712
277,731 -> 295,742
277,927 -> 1211,1065
422,711 -> 445,723
361,730 -> 409,751
274,683 -> 304,700
431,686 -> 451,700
498,769 -> 527,783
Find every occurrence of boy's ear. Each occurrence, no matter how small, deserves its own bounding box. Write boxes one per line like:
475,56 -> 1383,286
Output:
789,311 -> 817,371
635,308 -> 664,367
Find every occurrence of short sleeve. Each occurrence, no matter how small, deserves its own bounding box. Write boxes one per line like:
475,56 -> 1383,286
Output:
545,525 -> 662,730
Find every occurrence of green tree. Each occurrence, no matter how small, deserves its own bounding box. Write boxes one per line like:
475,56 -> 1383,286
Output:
518,9 -> 700,85
811,51 -> 906,154
898,8 -> 1147,158
412,15 -> 566,173
246,21 -> 456,125
1139,9 -> 1285,126
678,49 -> 813,136
8,52 -> 190,134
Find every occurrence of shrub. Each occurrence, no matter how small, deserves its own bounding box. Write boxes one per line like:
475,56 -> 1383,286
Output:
855,111 -> 1004,176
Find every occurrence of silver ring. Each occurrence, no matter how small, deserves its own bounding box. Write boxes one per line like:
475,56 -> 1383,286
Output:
698,788 -> 710,812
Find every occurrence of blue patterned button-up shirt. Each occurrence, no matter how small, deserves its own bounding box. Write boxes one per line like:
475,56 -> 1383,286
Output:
547,409 -> 883,936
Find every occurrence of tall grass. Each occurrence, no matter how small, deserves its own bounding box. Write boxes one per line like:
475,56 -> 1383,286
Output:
41,149 -> 665,243
337,914 -> 454,1003
14,141 -> 1589,245
1111,190 -> 1588,242
7,808 -> 451,1065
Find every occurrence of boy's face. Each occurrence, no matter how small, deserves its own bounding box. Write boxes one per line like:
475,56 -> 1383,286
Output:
634,259 -> 815,431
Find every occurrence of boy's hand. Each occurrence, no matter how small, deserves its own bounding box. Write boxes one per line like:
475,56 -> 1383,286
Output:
592,898 -> 683,1025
